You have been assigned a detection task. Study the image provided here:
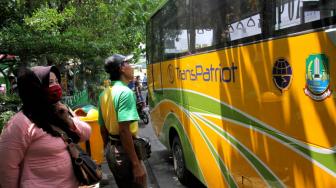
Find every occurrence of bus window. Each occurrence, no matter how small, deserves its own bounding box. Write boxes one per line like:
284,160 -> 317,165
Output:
152,12 -> 163,63
192,0 -> 262,50
192,0 -> 226,49
275,0 -> 336,31
161,0 -> 191,60
225,0 -> 262,41
146,21 -> 153,64
163,29 -> 189,56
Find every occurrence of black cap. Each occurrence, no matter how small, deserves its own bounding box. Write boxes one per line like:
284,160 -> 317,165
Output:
104,54 -> 133,74
106,54 -> 126,64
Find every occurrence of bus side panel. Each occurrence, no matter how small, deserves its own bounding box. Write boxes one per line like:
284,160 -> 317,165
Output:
150,31 -> 336,187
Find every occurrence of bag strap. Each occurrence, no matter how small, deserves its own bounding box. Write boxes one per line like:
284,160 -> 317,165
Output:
51,125 -> 81,159
50,125 -> 72,144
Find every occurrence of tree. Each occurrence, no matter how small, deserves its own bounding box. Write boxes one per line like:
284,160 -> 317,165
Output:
0,0 -> 162,65
0,0 -> 162,97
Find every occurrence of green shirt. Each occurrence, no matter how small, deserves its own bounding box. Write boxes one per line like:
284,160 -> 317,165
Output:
98,81 -> 139,135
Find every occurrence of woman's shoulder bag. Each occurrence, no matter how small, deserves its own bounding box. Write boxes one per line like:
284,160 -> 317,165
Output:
51,125 -> 103,185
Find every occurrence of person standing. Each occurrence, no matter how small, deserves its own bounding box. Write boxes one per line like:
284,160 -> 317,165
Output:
142,73 -> 147,88
0,66 -> 91,187
134,76 -> 144,104
98,54 -> 147,188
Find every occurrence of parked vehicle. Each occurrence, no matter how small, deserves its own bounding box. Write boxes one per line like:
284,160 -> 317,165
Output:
147,0 -> 336,187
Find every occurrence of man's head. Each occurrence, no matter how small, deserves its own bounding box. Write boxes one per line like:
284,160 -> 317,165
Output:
104,54 -> 133,81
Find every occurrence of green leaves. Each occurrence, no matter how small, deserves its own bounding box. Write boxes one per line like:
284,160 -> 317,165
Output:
0,0 -> 162,60
24,6 -> 75,34
0,94 -> 21,134
0,0 -> 162,95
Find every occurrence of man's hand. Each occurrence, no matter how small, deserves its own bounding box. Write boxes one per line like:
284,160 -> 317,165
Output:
119,121 -> 147,187
132,162 -> 146,186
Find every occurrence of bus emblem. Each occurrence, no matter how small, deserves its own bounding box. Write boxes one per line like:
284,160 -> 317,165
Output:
304,54 -> 331,101
272,58 -> 293,91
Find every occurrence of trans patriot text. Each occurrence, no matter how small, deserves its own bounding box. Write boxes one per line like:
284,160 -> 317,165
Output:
175,63 -> 238,83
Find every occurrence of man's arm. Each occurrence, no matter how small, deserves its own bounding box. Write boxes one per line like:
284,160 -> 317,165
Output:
100,125 -> 109,148
98,98 -> 109,148
119,121 -> 146,186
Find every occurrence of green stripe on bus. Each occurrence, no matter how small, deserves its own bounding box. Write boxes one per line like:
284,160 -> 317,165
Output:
188,112 -> 238,188
193,113 -> 284,188
152,89 -> 336,176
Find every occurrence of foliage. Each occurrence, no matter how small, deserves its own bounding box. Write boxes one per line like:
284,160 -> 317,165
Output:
0,0 -> 162,64
0,94 -> 21,133
0,94 -> 21,112
0,0 -> 162,96
0,111 -> 15,134
25,7 -> 76,34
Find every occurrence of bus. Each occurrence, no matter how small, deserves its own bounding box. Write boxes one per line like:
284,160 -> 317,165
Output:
146,0 -> 336,187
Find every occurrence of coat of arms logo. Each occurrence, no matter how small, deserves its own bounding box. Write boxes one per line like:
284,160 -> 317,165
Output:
304,54 -> 331,101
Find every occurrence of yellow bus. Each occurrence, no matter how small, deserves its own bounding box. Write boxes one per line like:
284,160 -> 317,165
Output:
146,0 -> 336,187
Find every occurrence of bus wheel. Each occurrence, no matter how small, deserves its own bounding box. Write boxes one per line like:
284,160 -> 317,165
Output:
172,136 -> 190,185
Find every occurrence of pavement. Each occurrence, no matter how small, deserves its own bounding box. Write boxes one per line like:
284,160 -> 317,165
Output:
98,107 -> 187,188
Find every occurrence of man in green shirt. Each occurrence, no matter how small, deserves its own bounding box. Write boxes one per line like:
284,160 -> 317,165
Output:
98,54 -> 146,188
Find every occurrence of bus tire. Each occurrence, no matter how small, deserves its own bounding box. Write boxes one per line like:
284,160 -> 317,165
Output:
172,136 -> 190,185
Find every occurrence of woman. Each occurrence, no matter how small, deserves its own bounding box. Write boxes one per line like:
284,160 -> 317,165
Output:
0,66 -> 91,188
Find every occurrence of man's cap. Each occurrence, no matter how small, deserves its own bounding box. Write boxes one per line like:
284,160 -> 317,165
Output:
104,54 -> 133,73
105,54 -> 133,64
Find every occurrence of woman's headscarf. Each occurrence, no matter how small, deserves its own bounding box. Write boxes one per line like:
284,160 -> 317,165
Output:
17,66 -> 80,142
31,66 -> 61,88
